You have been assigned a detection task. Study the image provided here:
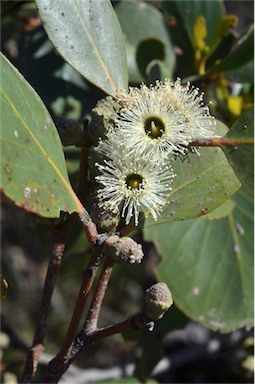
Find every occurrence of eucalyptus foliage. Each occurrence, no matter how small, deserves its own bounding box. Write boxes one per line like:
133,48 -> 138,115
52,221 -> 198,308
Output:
1,1 -> 253,383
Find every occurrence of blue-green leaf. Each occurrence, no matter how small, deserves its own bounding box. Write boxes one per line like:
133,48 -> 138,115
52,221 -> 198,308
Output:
144,188 -> 254,332
36,0 -> 128,96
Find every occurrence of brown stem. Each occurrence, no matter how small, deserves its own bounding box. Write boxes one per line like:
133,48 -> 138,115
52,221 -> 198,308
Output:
84,256 -> 115,334
78,208 -> 100,244
45,246 -> 103,379
190,137 -> 253,147
45,257 -> 115,382
88,313 -> 154,343
44,313 -> 152,383
21,218 -> 74,383
45,207 -> 109,377
44,207 -> 136,383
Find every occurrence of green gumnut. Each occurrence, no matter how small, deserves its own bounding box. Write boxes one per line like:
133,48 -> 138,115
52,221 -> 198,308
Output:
144,282 -> 173,320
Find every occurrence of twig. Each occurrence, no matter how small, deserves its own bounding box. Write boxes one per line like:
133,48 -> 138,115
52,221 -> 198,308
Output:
190,137 -> 253,147
84,256 -> 115,333
43,257 -> 115,383
21,217 -> 74,383
44,206 -> 116,380
87,313 -> 154,343
44,246 -> 103,383
45,313 -> 152,383
43,204 -> 140,383
78,208 -> 100,244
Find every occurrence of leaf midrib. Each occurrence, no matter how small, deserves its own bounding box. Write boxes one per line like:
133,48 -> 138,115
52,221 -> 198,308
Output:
0,85 -> 82,212
72,0 -> 118,95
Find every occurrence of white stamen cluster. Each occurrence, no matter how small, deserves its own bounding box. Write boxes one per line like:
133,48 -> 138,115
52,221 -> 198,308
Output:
95,135 -> 175,226
92,78 -> 215,226
115,78 -> 215,159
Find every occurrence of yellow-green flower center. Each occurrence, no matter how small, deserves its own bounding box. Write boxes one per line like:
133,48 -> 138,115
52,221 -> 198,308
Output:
125,174 -> 144,190
144,116 -> 165,139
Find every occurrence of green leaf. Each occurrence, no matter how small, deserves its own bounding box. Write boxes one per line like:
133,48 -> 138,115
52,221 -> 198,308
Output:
36,0 -> 128,96
144,120 -> 241,226
162,0 -> 224,77
146,60 -> 170,83
211,25 -> 254,73
115,0 -> 175,82
226,59 -> 254,83
136,38 -> 166,80
206,32 -> 237,70
144,188 -> 254,332
0,53 -> 82,217
221,107 -> 254,195
163,0 -> 224,48
206,199 -> 235,220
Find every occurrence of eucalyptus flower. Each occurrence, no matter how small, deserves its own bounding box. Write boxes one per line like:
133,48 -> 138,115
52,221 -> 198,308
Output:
94,137 -> 175,226
115,78 -> 215,159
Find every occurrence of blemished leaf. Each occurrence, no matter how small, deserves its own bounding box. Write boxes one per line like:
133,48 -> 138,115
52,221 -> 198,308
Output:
206,199 -> 235,220
144,120 -> 241,226
144,188 -> 254,332
0,53 -> 82,217
36,0 -> 128,96
221,107 -> 254,195
115,0 -> 175,82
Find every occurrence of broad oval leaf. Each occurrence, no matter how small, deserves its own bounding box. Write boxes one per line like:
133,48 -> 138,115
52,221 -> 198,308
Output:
0,53 -> 83,217
144,120 -> 241,226
36,0 -> 128,96
115,0 -> 175,82
221,107 -> 254,196
144,188 -> 254,332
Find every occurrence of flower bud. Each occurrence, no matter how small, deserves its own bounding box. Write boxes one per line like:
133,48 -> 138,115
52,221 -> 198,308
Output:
144,282 -> 173,320
87,96 -> 120,146
103,236 -> 144,264
91,204 -> 120,233
88,147 -> 106,180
